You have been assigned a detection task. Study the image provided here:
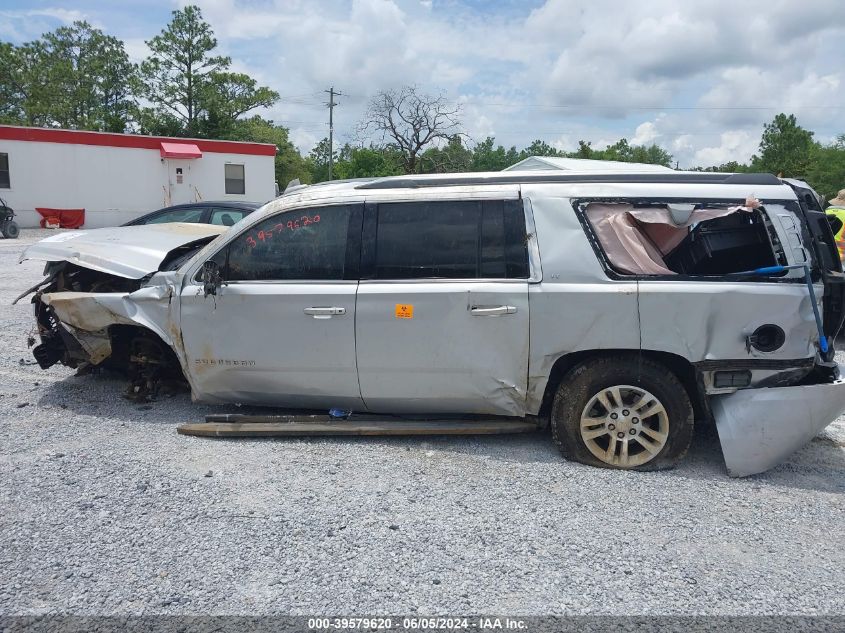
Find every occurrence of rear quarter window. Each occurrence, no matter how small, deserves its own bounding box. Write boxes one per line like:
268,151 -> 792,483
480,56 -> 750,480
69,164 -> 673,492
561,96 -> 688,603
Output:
579,199 -> 787,278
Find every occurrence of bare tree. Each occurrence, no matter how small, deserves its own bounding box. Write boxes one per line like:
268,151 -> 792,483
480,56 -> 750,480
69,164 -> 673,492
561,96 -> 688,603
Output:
359,86 -> 463,174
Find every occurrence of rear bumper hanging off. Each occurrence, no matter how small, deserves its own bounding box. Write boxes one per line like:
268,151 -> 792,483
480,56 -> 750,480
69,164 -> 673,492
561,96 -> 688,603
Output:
711,365 -> 845,477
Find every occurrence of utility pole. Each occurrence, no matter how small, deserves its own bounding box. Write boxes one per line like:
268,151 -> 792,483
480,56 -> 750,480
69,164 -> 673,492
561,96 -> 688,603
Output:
325,86 -> 343,180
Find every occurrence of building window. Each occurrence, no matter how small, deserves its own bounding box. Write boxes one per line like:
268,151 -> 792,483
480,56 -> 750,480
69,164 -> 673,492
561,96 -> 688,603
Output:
0,153 -> 9,189
225,164 -> 245,194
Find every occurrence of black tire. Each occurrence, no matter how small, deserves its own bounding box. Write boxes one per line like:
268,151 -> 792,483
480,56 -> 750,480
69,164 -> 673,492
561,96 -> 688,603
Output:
551,355 -> 694,471
1,220 -> 19,239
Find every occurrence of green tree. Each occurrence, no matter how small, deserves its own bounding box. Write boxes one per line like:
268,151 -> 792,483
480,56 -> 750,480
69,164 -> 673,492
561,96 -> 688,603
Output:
0,41 -> 51,126
420,136 -> 473,173
338,145 -> 402,179
519,139 -> 562,160
137,5 -> 230,135
0,24 -> 134,131
198,72 -> 279,138
691,161 -> 751,173
751,113 -> 815,177
806,135 -> 845,202
42,22 -> 136,131
630,144 -> 673,166
597,138 -> 632,161
359,86 -> 464,174
225,116 -> 312,188
574,138 -> 672,167
470,137 -> 520,171
572,140 -> 595,159
308,137 -> 337,183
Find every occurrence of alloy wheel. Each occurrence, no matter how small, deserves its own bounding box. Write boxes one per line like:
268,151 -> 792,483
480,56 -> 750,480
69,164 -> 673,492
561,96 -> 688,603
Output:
579,384 -> 669,467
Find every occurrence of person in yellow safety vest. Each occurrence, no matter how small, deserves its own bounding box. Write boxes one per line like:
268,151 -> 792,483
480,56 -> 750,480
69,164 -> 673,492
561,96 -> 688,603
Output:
826,189 -> 845,260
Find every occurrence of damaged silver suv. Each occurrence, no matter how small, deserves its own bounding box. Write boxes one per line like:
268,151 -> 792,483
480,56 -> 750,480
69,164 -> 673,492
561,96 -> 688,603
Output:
18,171 -> 845,476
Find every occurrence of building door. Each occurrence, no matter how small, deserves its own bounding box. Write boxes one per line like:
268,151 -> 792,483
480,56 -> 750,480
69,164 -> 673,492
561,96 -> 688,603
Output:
164,159 -> 198,206
355,198 -> 531,416
178,203 -> 365,409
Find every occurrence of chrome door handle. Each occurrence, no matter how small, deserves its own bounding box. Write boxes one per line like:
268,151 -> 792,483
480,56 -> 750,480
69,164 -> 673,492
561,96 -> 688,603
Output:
470,305 -> 517,316
304,306 -> 347,318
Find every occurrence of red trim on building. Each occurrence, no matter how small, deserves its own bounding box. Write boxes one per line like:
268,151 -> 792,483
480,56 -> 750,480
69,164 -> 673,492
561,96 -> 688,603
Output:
0,125 -> 276,156
160,142 -> 203,159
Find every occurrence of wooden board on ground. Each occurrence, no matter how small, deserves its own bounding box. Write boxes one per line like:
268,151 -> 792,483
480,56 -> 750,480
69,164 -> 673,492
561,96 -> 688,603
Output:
177,418 -> 539,438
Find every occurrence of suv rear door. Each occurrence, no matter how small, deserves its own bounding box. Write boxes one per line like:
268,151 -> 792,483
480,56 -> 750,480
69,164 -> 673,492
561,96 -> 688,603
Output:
355,194 -> 531,416
575,193 -> 826,363
784,179 -> 845,344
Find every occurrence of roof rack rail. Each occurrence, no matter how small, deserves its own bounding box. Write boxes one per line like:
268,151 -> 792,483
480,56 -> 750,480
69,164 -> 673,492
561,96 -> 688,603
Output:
355,172 -> 782,190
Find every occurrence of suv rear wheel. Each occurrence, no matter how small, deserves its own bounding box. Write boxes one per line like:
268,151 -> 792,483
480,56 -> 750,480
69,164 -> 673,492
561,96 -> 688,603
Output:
551,356 -> 693,470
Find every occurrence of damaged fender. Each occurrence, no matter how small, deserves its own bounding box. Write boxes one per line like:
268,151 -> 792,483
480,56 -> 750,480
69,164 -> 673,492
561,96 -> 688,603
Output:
40,274 -> 182,366
711,367 -> 845,477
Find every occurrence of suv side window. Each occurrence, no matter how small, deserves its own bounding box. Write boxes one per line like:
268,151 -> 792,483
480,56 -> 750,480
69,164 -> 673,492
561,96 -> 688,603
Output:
481,199 -> 529,278
220,205 -> 357,281
375,201 -> 479,279
372,199 -> 528,280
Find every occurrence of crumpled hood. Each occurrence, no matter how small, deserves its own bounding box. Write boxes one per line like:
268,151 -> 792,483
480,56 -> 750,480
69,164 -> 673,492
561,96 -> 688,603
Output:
19,223 -> 227,279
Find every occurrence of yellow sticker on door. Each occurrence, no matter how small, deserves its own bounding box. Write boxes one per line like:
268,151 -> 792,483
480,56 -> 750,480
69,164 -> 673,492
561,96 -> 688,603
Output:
395,304 -> 414,319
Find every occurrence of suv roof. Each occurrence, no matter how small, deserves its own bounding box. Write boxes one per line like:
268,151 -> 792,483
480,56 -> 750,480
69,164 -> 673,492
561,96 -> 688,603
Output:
353,170 -> 781,190
282,170 -> 781,197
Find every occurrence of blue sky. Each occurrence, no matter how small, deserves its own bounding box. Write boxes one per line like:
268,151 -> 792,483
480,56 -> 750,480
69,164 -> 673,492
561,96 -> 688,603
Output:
2,0 -> 844,167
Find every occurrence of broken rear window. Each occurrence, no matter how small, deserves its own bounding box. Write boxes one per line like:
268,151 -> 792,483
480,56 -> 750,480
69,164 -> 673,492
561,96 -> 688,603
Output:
581,200 -> 787,277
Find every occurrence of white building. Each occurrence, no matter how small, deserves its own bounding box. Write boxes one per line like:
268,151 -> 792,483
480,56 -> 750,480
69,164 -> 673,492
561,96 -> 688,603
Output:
505,155 -> 674,173
0,125 -> 277,228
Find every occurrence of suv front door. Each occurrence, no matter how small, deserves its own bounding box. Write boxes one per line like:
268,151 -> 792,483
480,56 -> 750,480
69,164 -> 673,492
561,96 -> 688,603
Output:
355,197 -> 531,416
179,204 -> 364,409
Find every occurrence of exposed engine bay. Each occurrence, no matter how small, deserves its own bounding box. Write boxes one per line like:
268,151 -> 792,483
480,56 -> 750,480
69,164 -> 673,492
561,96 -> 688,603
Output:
20,227 -> 221,400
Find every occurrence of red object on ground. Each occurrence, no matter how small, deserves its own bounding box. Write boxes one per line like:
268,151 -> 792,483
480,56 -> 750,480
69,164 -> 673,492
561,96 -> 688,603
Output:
35,208 -> 85,229
159,142 -> 203,159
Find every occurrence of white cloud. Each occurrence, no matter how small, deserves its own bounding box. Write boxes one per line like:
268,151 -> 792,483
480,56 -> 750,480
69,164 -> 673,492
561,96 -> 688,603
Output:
40,8 -> 85,22
631,120 -> 661,146
699,67 -> 844,129
122,37 -> 150,63
552,135 -> 576,153
289,127 -> 319,154
671,134 -> 695,156
11,8 -> 87,23
174,0 -> 290,39
0,7 -> 89,40
693,130 -> 759,167
6,0 -> 844,163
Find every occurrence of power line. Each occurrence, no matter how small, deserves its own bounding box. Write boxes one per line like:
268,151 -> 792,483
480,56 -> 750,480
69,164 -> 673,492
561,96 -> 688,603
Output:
469,102 -> 845,111
280,91 -> 325,99
273,120 -> 326,126
325,86 -> 343,181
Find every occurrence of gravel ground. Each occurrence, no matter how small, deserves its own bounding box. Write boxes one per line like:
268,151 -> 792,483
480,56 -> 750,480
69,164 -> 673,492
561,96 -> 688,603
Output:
1,228 -> 844,617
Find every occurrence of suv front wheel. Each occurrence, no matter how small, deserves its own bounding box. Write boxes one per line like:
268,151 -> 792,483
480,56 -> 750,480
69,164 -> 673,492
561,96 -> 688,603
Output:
551,356 -> 694,470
